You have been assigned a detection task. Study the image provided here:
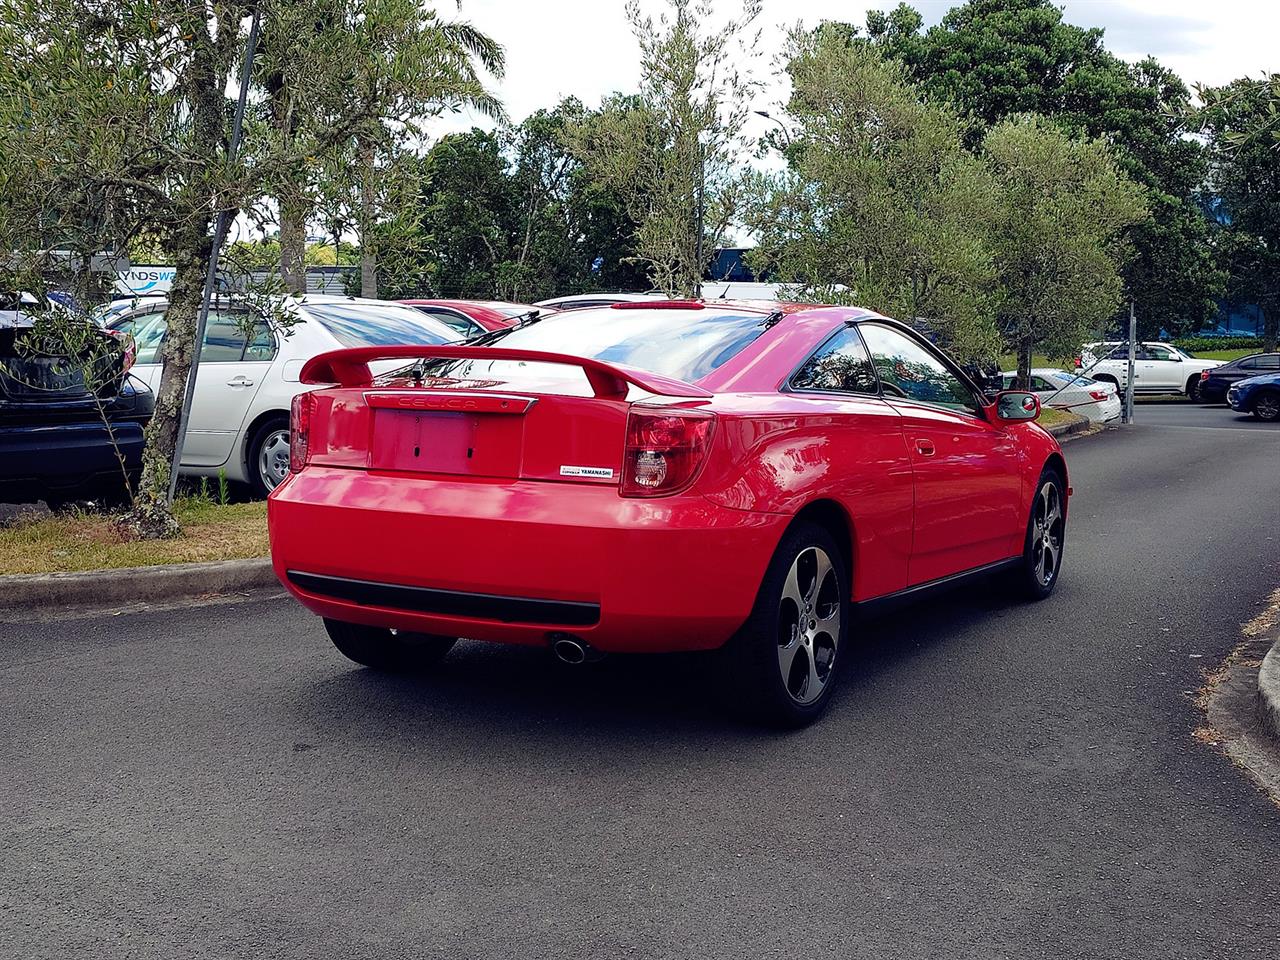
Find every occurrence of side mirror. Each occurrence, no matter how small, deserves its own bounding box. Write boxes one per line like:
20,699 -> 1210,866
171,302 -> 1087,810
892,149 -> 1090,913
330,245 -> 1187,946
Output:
994,390 -> 1040,423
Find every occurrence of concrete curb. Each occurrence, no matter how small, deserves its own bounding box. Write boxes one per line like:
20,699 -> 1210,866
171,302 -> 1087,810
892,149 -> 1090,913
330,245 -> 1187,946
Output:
1258,636 -> 1280,742
1045,415 -> 1098,440
1,557 -> 276,613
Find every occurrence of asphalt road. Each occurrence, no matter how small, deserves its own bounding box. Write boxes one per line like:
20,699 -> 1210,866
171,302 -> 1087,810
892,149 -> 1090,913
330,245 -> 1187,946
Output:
3,407 -> 1279,959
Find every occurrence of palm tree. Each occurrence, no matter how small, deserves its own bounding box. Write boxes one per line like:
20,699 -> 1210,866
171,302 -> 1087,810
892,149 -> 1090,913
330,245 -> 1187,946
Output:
260,1 -> 506,296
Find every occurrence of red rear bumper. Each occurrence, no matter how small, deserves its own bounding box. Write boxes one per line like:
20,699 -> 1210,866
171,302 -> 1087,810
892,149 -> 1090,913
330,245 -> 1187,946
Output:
268,467 -> 786,653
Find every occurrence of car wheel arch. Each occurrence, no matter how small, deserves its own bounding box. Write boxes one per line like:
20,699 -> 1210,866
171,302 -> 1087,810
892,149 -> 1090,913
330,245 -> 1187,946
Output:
242,408 -> 291,475
787,499 -> 856,592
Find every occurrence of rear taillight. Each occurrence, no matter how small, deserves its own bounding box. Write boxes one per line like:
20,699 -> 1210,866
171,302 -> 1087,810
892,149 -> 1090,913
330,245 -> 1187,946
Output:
621,407 -> 716,498
1073,356 -> 1082,368
1200,370 -> 1209,380
289,392 -> 315,473
1088,389 -> 1108,401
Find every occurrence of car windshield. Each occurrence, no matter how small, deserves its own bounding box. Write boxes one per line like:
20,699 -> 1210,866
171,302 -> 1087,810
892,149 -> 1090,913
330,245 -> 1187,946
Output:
416,307 -> 775,385
305,303 -> 459,347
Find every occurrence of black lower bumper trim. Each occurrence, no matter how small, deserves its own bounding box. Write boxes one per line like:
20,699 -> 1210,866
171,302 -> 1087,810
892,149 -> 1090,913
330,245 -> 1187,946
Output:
287,570 -> 600,627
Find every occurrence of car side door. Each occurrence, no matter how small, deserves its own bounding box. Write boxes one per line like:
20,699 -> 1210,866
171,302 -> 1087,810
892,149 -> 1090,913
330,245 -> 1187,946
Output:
858,322 -> 1025,585
183,311 -> 273,466
785,324 -> 915,600
1142,344 -> 1183,390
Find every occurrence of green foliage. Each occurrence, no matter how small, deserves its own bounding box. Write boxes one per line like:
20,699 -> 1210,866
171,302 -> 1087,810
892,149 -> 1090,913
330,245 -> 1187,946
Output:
859,0 -> 1224,338
570,0 -> 762,297
983,116 -> 1148,381
384,100 -> 646,301
743,30 -> 1000,362
1172,336 -> 1265,353
1199,78 -> 1280,352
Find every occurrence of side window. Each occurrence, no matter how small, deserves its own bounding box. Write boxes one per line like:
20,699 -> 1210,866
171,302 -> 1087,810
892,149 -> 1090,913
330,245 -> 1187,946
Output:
200,311 -> 249,362
1030,376 -> 1056,391
1257,354 -> 1280,370
790,327 -> 879,395
424,310 -> 482,337
1237,357 -> 1258,370
1107,345 -> 1129,360
243,321 -> 277,362
858,324 -> 983,416
116,310 -> 167,364
1147,345 -> 1176,361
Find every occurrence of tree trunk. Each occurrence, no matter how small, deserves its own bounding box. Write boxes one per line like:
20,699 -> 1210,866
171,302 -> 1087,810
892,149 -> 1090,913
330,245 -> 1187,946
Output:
279,193 -> 308,294
358,139 -> 377,299
1016,333 -> 1033,391
128,223 -> 211,536
1264,306 -> 1277,354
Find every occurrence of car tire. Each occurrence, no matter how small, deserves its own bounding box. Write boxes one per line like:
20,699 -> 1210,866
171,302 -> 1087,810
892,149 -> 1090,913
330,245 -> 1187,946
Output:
1253,390 -> 1280,423
721,520 -> 848,728
247,414 -> 291,499
1012,467 -> 1067,601
1185,378 -> 1203,403
323,618 -> 457,671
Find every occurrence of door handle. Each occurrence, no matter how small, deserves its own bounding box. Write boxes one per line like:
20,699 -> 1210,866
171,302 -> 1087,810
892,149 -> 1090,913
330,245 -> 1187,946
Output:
227,376 -> 255,387
915,439 -> 936,457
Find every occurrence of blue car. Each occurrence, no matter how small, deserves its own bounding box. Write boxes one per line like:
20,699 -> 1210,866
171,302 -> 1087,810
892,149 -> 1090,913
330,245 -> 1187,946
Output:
1,299 -> 155,507
1227,371 -> 1280,423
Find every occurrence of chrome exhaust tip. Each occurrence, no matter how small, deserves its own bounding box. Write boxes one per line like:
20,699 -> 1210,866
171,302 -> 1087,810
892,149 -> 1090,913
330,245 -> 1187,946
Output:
549,633 -> 601,664
552,637 -> 587,664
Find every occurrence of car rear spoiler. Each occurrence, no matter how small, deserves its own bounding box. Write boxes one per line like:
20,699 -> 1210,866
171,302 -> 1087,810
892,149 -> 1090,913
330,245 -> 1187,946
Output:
299,345 -> 713,399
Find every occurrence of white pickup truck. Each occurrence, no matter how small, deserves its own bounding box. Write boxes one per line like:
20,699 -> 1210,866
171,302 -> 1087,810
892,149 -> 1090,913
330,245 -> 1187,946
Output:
1076,342 -> 1221,402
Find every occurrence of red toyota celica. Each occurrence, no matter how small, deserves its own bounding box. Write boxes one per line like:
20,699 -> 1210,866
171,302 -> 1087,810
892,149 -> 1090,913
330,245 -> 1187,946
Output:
268,301 -> 1067,726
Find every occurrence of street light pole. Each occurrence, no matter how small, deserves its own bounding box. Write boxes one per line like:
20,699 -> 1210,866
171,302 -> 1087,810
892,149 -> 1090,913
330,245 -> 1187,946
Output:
1123,301 -> 1136,424
167,9 -> 261,503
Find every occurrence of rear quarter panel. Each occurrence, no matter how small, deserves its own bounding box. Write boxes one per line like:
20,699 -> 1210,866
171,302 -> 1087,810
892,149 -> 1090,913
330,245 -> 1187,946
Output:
695,392 -> 915,601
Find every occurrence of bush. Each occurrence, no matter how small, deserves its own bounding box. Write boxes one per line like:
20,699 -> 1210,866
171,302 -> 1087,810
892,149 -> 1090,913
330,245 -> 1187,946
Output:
1171,335 -> 1264,353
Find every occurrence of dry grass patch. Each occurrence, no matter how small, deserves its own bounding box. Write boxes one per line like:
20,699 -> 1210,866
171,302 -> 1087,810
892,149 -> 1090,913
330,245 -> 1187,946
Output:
1037,407 -> 1080,429
0,499 -> 268,575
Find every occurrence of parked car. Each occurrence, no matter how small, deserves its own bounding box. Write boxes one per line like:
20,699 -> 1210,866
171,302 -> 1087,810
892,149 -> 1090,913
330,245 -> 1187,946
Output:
398,299 -> 543,338
1076,341 -> 1221,401
1,296 -> 154,507
106,295 -> 460,497
1199,352 -> 1280,404
533,292 -> 669,311
999,368 -> 1120,423
270,301 -> 1068,727
1227,371 -> 1280,422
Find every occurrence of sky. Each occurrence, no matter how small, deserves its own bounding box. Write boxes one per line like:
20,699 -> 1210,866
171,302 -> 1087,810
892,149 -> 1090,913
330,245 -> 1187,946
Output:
435,0 -> 1280,140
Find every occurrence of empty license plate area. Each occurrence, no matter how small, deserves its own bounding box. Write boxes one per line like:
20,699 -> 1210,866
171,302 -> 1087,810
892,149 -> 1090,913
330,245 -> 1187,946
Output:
370,409 -> 525,477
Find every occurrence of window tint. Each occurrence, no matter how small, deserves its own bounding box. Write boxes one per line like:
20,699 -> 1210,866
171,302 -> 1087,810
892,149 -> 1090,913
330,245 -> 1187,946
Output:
1107,345 -> 1129,360
306,303 -> 457,347
1257,354 -> 1280,370
1238,357 -> 1259,369
1146,345 -> 1176,361
1030,375 -> 1057,391
858,323 -> 982,415
421,309 -> 482,337
113,310 -> 167,364
419,308 -> 773,385
790,327 -> 878,395
243,322 -> 276,361
200,313 -> 249,361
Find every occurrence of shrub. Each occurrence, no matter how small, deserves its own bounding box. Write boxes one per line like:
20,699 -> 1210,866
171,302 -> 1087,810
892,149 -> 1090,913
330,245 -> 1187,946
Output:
1171,335 -> 1264,352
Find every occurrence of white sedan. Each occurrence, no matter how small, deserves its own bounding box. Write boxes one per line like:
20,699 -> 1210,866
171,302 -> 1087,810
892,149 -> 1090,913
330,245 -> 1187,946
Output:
106,295 -> 460,496
1000,368 -> 1121,423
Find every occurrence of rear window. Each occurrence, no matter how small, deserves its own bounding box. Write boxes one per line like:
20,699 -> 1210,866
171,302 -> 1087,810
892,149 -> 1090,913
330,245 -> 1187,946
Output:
305,303 -> 459,347
427,307 -> 774,384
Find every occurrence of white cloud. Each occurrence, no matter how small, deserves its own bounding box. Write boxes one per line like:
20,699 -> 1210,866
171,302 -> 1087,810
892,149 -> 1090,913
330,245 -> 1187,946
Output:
436,0 -> 1277,139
